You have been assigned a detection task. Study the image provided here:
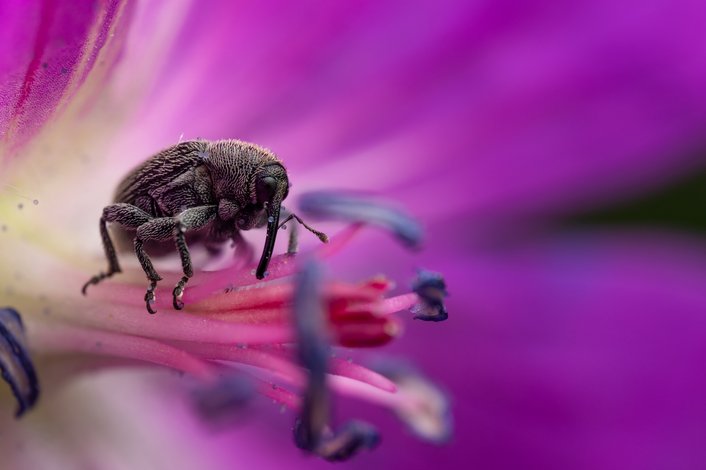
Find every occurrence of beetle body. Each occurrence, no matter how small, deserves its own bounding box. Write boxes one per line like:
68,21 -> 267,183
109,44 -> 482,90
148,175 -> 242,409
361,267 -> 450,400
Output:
82,139 -> 325,313
112,140 -> 285,251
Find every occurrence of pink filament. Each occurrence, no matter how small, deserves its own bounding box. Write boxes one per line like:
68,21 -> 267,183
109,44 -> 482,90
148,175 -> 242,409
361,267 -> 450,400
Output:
328,357 -> 397,393
192,283 -> 294,312
56,302 -> 294,344
256,346 -> 397,393
178,343 -> 396,393
28,322 -> 217,380
191,280 -> 383,314
375,293 -> 419,315
177,342 -> 305,384
253,377 -> 300,409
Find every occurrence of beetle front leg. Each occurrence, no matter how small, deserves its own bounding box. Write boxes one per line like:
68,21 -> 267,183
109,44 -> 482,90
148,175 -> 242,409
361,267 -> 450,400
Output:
172,224 -> 192,310
134,218 -> 175,314
134,237 -> 161,314
172,206 -> 218,309
134,210 -> 216,313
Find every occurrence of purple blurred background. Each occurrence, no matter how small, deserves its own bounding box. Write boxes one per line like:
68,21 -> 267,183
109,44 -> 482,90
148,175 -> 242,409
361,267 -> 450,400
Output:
4,1 -> 706,468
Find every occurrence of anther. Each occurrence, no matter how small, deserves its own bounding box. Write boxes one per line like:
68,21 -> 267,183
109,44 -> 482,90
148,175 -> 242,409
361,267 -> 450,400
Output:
374,362 -> 452,443
0,308 -> 40,417
410,270 -> 449,322
298,191 -> 422,248
314,421 -> 380,462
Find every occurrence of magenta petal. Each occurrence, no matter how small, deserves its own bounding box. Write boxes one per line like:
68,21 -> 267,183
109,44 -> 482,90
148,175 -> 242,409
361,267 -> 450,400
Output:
120,0 -> 706,220
370,231 -> 706,469
0,0 -> 132,156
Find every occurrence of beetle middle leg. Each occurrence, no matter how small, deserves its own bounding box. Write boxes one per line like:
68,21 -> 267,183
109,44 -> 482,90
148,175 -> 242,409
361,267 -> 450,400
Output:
135,206 -> 217,312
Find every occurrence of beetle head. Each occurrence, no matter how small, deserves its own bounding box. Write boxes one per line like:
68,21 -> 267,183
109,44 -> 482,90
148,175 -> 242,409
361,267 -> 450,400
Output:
254,163 -> 289,279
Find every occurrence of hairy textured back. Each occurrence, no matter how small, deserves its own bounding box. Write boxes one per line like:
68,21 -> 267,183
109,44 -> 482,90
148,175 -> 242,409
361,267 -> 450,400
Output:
113,140 -> 207,204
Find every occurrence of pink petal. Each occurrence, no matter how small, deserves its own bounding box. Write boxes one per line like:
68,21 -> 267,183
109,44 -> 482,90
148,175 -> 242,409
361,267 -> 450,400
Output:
377,231 -> 706,468
111,0 -> 706,223
0,0 -> 133,156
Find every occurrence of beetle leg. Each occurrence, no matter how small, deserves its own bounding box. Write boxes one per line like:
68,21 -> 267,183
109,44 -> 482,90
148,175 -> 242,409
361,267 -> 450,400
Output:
130,218 -> 174,314
134,237 -> 162,314
172,206 -> 218,310
172,223 -> 191,310
82,203 -> 152,295
277,208 -> 299,254
132,206 -> 216,312
286,219 -> 300,254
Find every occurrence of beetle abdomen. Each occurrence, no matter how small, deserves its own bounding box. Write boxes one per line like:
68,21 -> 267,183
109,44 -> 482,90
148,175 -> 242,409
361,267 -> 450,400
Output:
114,140 -> 207,205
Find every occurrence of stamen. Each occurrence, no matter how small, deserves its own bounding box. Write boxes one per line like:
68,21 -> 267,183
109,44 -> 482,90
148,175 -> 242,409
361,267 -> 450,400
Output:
0,307 -> 39,417
291,261 -> 380,460
254,377 -> 299,409
52,303 -> 295,345
29,322 -> 217,380
312,421 -> 380,462
294,374 -> 330,451
298,191 -> 423,248
333,315 -> 402,347
375,363 -> 452,443
191,279 -> 382,314
178,343 -> 401,407
292,260 -> 330,451
410,270 -> 449,322
327,356 -> 396,393
368,292 -> 418,316
176,342 -> 305,384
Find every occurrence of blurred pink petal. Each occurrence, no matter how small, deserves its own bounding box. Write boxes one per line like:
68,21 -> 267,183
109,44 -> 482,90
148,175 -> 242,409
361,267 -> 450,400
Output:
3,0 -> 706,469
378,231 -> 706,469
115,0 -> 706,223
0,0 -> 133,159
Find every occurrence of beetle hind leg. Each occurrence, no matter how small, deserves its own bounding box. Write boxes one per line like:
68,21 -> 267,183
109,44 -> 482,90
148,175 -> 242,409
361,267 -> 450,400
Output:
83,203 -> 152,295
81,216 -> 121,294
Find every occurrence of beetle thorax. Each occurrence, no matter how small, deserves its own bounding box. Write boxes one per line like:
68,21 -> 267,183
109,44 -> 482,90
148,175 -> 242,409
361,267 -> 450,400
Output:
203,140 -> 282,204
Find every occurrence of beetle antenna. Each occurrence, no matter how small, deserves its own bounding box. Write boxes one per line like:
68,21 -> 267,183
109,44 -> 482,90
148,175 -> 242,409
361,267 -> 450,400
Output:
279,213 -> 328,243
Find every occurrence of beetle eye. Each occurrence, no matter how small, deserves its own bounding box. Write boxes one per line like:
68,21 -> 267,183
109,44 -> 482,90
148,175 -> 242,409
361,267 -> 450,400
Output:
256,176 -> 277,205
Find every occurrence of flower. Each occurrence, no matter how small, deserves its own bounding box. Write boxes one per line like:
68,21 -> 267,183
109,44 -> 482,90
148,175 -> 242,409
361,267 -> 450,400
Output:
1,1 -> 454,467
3,0 -> 706,469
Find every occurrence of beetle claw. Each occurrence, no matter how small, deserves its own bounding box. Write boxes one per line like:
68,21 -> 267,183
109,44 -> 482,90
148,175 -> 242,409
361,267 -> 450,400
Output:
81,276 -> 98,295
173,295 -> 184,310
145,281 -> 158,314
146,297 -> 157,314
172,276 -> 189,310
82,271 -> 116,295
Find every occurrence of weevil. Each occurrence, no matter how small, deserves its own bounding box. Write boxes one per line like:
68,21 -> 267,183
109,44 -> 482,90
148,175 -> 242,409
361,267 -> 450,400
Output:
82,139 -> 328,314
